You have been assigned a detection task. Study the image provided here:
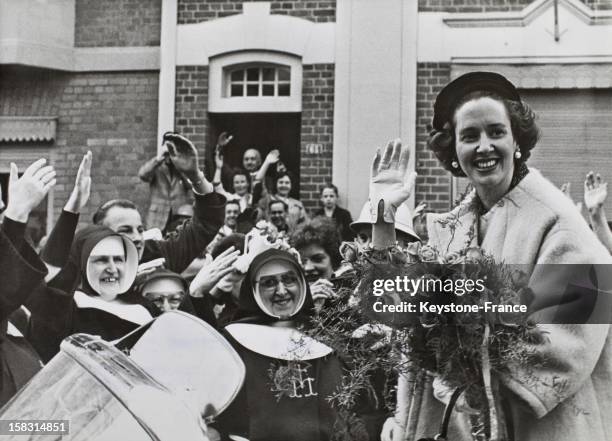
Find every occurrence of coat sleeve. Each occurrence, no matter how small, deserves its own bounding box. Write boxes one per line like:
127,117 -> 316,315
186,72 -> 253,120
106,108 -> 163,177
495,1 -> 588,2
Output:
138,156 -> 163,183
26,285 -> 77,362
178,295 -> 218,328
499,228 -> 611,418
142,192 -> 226,273
0,220 -> 47,322
40,210 -> 79,268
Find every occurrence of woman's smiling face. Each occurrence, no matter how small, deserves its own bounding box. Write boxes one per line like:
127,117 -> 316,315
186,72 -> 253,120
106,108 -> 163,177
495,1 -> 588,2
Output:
276,175 -> 292,197
233,174 -> 249,196
254,260 -> 304,319
86,236 -> 126,301
454,96 -> 516,203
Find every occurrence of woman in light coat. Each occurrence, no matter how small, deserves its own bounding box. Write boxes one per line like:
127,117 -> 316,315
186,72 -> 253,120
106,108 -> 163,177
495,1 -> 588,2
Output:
375,72 -> 612,441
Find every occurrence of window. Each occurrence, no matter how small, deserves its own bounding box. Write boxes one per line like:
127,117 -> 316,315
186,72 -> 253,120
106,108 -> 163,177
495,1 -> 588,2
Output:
227,65 -> 291,97
209,52 -> 302,113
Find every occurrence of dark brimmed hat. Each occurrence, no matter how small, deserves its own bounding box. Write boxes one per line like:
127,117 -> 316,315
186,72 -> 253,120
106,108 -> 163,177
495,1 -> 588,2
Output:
432,72 -> 520,130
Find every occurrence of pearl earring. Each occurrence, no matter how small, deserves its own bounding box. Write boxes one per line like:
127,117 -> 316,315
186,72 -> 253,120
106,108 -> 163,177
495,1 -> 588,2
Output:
451,160 -> 459,169
514,150 -> 522,159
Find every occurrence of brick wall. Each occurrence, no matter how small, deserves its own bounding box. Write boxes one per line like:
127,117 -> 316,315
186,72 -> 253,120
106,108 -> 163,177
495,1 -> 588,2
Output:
178,0 -> 335,24
418,0 -> 533,12
173,64 -> 334,212
415,63 -> 452,213
0,66 -> 159,224
581,0 -> 612,10
300,64 -> 334,211
174,66 -> 210,172
75,0 -> 162,47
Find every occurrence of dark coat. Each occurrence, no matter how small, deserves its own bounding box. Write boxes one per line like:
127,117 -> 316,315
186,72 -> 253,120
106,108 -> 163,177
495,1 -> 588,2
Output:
0,219 -> 47,406
313,206 -> 355,242
142,192 -> 227,273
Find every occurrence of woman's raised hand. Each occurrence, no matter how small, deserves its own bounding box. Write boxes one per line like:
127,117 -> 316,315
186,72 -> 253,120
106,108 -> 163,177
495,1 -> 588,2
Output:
584,171 -> 608,213
65,151 -> 92,213
369,139 -> 416,223
265,149 -> 280,164
214,149 -> 224,170
4,159 -> 56,223
190,246 -> 240,297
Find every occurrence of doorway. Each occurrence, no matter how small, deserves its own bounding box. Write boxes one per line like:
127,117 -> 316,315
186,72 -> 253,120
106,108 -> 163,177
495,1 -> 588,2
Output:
208,113 -> 301,198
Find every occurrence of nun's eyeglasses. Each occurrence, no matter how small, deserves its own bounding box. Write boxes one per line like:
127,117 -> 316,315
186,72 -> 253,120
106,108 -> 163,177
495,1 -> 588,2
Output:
256,272 -> 300,291
144,292 -> 185,308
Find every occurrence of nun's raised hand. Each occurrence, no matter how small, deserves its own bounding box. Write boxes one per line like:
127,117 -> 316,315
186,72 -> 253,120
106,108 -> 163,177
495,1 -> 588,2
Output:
584,171 -> 608,213
65,151 -> 92,213
5,159 -> 56,223
369,139 -> 416,223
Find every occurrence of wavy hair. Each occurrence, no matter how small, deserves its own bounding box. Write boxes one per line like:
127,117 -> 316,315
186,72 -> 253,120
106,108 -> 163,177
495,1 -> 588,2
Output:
427,91 -> 540,177
290,217 -> 342,269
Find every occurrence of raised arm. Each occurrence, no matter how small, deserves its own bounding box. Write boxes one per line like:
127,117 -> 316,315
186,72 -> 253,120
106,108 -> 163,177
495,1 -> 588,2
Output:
138,147 -> 167,183
212,149 -> 231,198
164,133 -> 214,195
41,152 -> 92,282
584,171 -> 612,253
368,140 -> 416,249
254,149 -> 280,185
1,159 -> 55,320
142,134 -> 226,272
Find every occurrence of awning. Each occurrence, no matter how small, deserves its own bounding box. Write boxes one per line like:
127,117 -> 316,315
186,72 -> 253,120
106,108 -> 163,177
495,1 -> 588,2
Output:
0,117 -> 57,142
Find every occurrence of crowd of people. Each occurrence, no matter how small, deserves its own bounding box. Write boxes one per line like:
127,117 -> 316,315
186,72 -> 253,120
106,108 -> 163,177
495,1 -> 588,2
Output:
1,71 -> 611,441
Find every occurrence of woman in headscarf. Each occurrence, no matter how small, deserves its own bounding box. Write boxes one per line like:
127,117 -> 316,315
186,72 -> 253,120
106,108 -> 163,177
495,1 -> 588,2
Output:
215,248 -> 370,441
374,72 -> 612,441
29,225 -> 149,360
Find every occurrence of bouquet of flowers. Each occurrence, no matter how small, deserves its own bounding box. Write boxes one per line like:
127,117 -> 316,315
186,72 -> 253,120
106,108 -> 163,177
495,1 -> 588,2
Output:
302,241 -> 544,441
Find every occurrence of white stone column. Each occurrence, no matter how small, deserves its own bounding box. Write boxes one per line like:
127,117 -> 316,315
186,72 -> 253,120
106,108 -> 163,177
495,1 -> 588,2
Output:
333,0 -> 418,215
157,0 -> 178,153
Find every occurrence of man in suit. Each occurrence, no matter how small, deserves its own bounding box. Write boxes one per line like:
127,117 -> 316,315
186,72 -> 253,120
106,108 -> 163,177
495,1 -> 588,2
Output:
138,141 -> 194,231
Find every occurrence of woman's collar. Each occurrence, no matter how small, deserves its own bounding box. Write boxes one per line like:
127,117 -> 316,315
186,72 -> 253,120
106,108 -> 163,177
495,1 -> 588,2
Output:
225,323 -> 333,361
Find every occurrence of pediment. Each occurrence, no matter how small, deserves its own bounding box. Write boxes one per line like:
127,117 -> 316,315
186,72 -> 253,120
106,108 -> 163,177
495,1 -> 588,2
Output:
442,0 -> 612,28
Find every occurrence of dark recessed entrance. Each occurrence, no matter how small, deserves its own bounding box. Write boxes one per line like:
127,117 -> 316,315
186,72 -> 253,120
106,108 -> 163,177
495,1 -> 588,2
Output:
208,113 -> 301,199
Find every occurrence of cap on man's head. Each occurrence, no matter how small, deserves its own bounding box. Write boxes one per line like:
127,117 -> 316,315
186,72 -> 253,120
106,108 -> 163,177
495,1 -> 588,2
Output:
432,71 -> 521,131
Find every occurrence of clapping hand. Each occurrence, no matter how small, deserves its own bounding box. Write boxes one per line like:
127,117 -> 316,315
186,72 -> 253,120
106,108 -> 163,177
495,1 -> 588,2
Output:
369,139 -> 416,223
5,159 -> 56,223
190,247 -> 240,297
584,171 -> 608,213
65,151 -> 92,213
